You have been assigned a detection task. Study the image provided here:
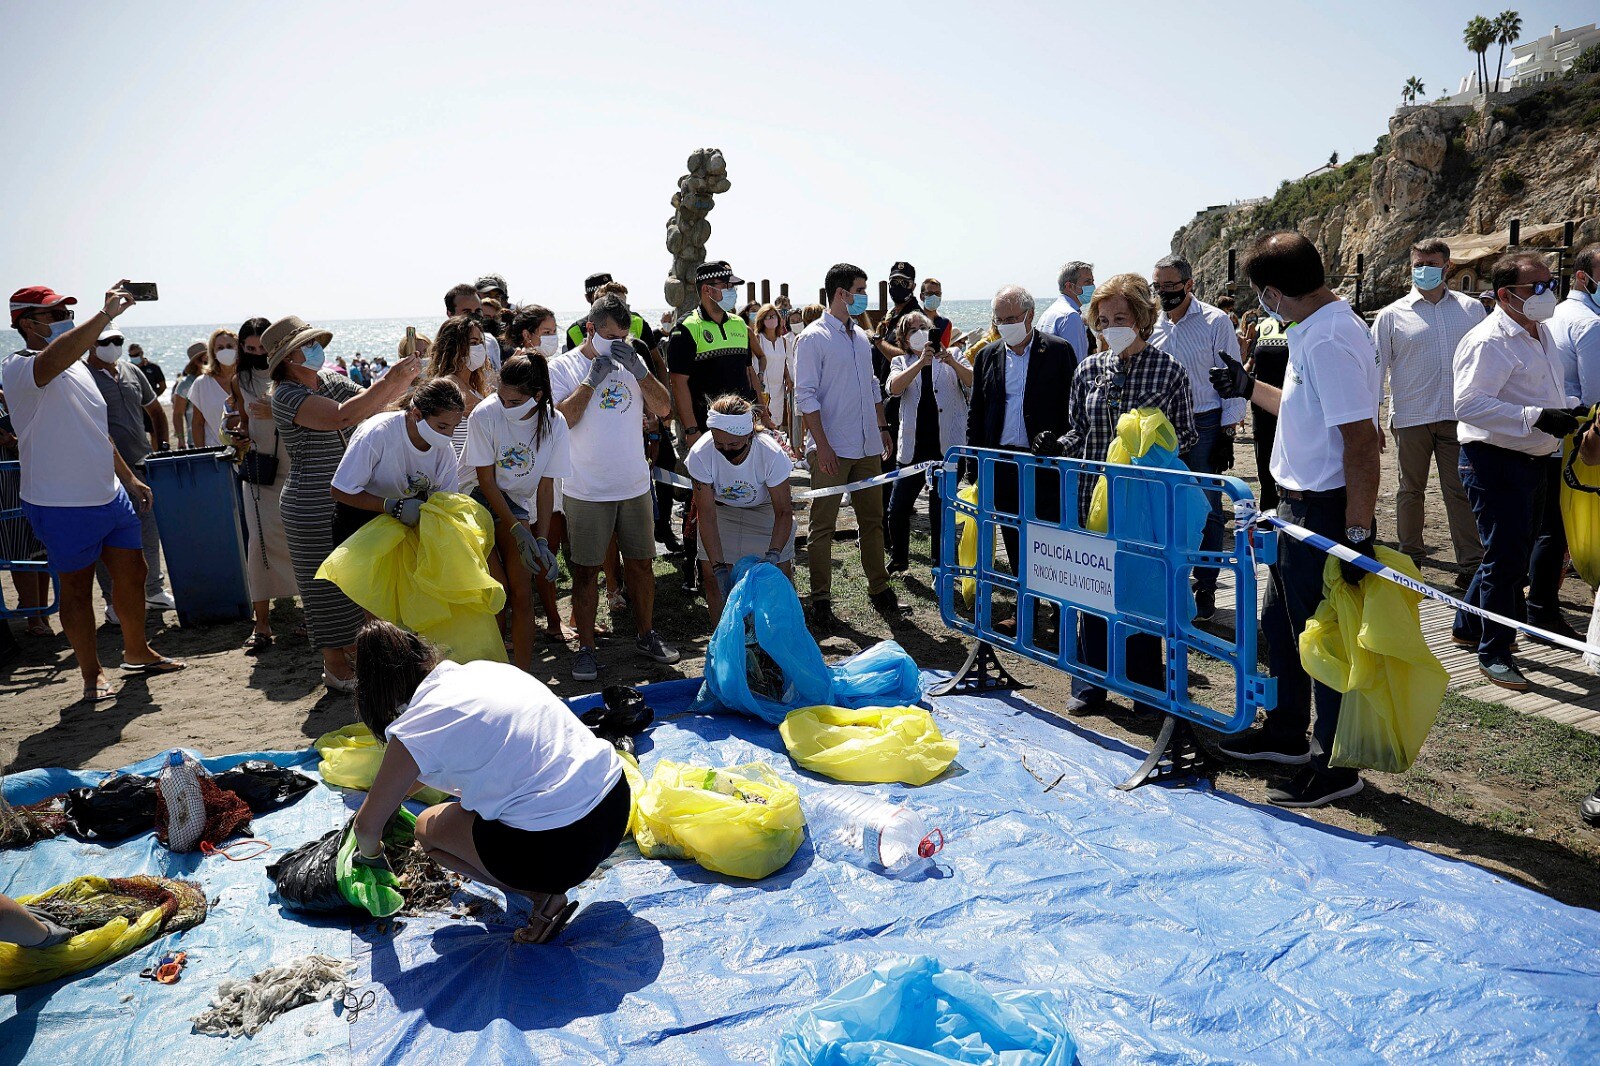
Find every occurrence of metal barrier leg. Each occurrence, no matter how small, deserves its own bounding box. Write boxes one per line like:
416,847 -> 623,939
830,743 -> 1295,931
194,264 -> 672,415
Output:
1115,715 -> 1215,791
928,639 -> 1029,697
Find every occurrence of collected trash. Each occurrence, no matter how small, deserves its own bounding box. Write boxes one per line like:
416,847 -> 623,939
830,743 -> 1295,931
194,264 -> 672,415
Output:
140,949 -> 188,984
0,875 -> 208,992
314,724 -> 452,806
780,705 -> 959,785
158,750 -> 209,852
806,791 -> 944,874
191,953 -> 355,1038
1299,547 -> 1446,773
829,642 -> 924,710
633,760 -> 806,880
267,810 -> 418,919
776,955 -> 1075,1066
212,760 -> 316,812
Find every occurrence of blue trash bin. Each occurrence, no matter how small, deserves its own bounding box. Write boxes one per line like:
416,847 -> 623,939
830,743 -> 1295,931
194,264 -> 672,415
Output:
144,447 -> 251,626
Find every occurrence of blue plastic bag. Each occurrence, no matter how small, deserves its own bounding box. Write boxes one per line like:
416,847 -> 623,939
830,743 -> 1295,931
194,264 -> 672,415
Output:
829,640 -> 923,709
776,955 -> 1077,1065
693,561 -> 833,724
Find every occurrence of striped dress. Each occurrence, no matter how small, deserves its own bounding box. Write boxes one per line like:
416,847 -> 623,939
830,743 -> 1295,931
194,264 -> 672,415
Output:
273,371 -> 365,649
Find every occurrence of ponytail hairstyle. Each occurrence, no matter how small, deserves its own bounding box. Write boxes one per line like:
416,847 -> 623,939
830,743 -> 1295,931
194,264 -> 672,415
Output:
353,619 -> 440,739
408,376 -> 465,419
426,313 -> 490,398
508,304 -> 555,347
497,352 -> 556,446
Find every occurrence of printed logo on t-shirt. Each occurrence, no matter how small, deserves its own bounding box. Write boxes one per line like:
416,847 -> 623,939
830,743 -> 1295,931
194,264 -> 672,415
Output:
496,442 -> 533,474
597,380 -> 633,411
406,472 -> 436,497
716,480 -> 758,505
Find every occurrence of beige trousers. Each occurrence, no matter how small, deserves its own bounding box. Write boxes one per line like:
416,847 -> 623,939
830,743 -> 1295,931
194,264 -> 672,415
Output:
1394,420 -> 1482,568
805,454 -> 889,600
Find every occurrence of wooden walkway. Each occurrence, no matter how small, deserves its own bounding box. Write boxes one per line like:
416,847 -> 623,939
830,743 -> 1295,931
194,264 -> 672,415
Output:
1215,568 -> 1600,736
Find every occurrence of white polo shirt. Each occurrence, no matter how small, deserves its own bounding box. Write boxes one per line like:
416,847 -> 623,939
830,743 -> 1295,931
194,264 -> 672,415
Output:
1269,299 -> 1382,493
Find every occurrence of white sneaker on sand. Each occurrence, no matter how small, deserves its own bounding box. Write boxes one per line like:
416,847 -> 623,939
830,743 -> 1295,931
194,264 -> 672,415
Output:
105,604 -> 120,628
145,591 -> 176,610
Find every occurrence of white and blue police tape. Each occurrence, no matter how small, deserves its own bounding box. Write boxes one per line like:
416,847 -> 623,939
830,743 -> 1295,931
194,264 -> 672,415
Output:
652,460 -> 940,500
1237,500 -> 1600,658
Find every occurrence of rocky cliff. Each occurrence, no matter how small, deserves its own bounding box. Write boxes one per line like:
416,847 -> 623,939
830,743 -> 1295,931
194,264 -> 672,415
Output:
1170,75 -> 1600,310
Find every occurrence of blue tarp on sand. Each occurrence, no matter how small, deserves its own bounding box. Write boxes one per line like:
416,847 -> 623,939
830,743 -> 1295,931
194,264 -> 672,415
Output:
4,675 -> 1600,1064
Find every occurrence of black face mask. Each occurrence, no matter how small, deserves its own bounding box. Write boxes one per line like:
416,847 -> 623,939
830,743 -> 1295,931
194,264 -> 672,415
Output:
890,282 -> 914,304
716,443 -> 750,462
1158,289 -> 1187,311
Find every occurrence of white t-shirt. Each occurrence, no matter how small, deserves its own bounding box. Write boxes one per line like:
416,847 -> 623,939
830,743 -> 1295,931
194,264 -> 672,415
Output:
1269,299 -> 1382,493
684,431 -> 793,507
547,347 -> 649,502
1,352 -> 118,507
187,374 -> 232,448
330,409 -> 463,500
385,660 -> 622,831
464,396 -> 574,516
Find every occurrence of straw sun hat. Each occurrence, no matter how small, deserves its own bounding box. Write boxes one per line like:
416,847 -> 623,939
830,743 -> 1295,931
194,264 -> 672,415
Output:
264,315 -> 334,373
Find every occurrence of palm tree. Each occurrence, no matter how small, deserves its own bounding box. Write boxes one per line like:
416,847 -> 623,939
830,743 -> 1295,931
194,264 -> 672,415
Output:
1493,10 -> 1522,92
1464,16 -> 1495,97
1403,76 -> 1425,105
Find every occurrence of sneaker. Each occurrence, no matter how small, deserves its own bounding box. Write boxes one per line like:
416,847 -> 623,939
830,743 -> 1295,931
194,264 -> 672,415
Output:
1192,589 -> 1216,623
1477,655 -> 1531,691
886,560 -> 909,575
1064,693 -> 1105,715
1217,727 -> 1312,764
145,590 -> 177,611
571,647 -> 600,682
635,630 -> 680,665
1526,610 -> 1580,646
105,603 -> 120,628
868,588 -> 913,617
1267,765 -> 1364,808
1450,631 -> 1477,648
1581,783 -> 1600,827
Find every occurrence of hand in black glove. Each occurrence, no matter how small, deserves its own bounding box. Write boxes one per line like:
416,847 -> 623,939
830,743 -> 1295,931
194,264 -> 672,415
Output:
1209,351 -> 1256,401
1208,430 -> 1236,472
1031,430 -> 1064,458
1534,407 -> 1582,439
1340,529 -> 1377,586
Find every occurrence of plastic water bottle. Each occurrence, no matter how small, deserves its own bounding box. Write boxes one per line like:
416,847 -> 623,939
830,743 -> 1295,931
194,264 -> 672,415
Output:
159,750 -> 207,852
807,791 -> 945,874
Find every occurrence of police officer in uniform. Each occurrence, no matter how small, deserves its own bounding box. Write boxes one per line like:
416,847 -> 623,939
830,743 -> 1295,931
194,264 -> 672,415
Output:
565,273 -> 658,352
1210,231 -> 1383,809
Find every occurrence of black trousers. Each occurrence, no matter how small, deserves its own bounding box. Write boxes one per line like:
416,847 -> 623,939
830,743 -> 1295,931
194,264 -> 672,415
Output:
887,469 -> 942,568
1525,454 -> 1567,618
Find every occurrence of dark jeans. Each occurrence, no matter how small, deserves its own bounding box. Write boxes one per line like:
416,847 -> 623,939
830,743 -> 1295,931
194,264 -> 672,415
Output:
887,469 -> 942,568
1525,454 -> 1567,618
1179,410 -> 1227,596
1453,442 -> 1545,658
1074,613 -> 1162,711
1261,490 -> 1348,767
1252,408 -> 1280,511
992,452 -> 1062,573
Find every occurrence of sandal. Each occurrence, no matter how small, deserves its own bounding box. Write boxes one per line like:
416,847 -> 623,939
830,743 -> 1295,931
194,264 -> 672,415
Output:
119,657 -> 187,675
25,618 -> 51,638
80,679 -> 117,704
513,899 -> 579,945
243,631 -> 274,653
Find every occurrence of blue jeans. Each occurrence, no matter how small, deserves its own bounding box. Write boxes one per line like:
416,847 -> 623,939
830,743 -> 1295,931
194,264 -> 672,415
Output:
1179,410 -> 1227,596
1453,442 -> 1545,659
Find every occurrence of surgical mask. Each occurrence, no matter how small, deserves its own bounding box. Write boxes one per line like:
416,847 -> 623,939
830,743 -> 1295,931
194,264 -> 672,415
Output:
46,318 -> 74,343
415,416 -> 455,449
718,288 -> 739,313
503,394 -> 537,417
762,316 -> 778,331
301,342 -> 326,370
847,292 -> 870,317
890,282 -> 913,304
1515,288 -> 1559,322
215,348 -> 238,367
1258,290 -> 1286,324
1158,289 -> 1186,312
1412,265 -> 1445,291
997,320 -> 1030,348
95,343 -> 123,362
1101,326 -> 1139,357
1075,283 -> 1094,305
908,330 -> 930,352
467,343 -> 488,371
922,294 -> 942,311
537,334 -> 561,356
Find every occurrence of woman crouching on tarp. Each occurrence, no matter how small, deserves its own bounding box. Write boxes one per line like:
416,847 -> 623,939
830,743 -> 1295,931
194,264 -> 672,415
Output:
349,619 -> 628,943
685,393 -> 796,624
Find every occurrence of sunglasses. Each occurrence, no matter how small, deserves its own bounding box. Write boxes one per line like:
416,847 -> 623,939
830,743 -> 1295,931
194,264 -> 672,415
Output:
1511,280 -> 1556,295
100,336 -> 124,346
26,307 -> 74,323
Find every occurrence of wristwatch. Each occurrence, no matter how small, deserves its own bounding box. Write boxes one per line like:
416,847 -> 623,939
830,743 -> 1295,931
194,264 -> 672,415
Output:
1345,526 -> 1371,544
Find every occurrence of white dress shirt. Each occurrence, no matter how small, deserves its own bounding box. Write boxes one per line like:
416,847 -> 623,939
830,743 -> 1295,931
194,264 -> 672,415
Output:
1036,295 -> 1088,361
1453,307 -> 1574,457
794,311 -> 882,460
1148,296 -> 1247,424
1270,299 -> 1382,493
1001,340 -> 1031,448
1370,286 -> 1486,428
1550,290 -> 1600,405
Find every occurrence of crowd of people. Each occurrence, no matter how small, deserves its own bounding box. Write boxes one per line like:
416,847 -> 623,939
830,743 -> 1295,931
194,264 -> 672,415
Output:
4,234 -> 1600,825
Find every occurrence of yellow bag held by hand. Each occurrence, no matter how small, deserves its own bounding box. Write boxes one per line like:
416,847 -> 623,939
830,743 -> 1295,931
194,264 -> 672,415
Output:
634,760 -> 805,880
314,724 -> 452,806
1299,547 -> 1447,773
780,705 -> 959,786
1560,416 -> 1600,588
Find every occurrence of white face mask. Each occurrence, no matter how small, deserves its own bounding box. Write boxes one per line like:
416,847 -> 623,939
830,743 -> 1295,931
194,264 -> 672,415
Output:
415,416 -> 455,449
502,394 -> 537,417
537,334 -> 560,356
95,343 -> 123,362
1516,288 -> 1559,322
467,343 -> 488,371
215,348 -> 238,367
997,320 -> 1030,349
1101,326 -> 1139,356
908,330 -> 930,353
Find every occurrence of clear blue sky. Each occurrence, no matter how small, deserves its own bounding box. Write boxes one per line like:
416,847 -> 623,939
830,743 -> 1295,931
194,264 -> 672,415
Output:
0,0 -> 1588,324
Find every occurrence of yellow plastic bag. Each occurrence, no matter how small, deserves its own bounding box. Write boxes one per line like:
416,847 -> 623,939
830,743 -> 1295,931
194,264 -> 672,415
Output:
634,761 -> 805,880
1299,547 -> 1447,773
954,484 -> 982,607
779,705 -> 959,785
0,876 -> 206,992
617,749 -> 647,842
317,491 -> 507,663
1087,407 -> 1180,533
315,724 -> 452,806
1560,425 -> 1600,587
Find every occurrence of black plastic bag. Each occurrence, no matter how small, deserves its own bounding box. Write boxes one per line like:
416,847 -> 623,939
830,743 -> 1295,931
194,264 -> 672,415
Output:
267,819 -> 356,914
61,774 -> 158,842
215,761 -> 316,813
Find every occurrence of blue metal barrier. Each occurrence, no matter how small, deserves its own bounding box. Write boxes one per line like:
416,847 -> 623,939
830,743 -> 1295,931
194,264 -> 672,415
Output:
0,459 -> 60,619
933,447 -> 1276,740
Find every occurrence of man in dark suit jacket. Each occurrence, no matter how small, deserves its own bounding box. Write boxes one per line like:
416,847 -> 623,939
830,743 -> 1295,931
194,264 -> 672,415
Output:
966,285 -> 1079,571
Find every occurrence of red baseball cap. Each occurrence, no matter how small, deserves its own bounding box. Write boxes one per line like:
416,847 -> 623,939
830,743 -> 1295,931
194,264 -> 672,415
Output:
9,285 -> 77,329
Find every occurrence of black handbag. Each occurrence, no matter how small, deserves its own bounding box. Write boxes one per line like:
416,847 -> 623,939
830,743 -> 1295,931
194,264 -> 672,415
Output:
238,431 -> 280,486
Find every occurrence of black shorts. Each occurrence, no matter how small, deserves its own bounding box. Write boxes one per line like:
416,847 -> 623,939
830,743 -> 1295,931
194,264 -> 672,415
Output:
470,776 -> 631,895
332,500 -> 381,549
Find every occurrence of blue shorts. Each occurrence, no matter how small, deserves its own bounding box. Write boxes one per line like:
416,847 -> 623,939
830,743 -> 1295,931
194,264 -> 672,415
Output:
22,487 -> 143,573
470,487 -> 530,522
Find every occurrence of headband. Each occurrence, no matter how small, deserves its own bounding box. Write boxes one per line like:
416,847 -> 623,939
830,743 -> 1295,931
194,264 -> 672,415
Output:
706,409 -> 754,435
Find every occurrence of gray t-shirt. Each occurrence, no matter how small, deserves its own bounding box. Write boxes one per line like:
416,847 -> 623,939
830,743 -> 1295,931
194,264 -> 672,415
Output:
87,357 -> 156,467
